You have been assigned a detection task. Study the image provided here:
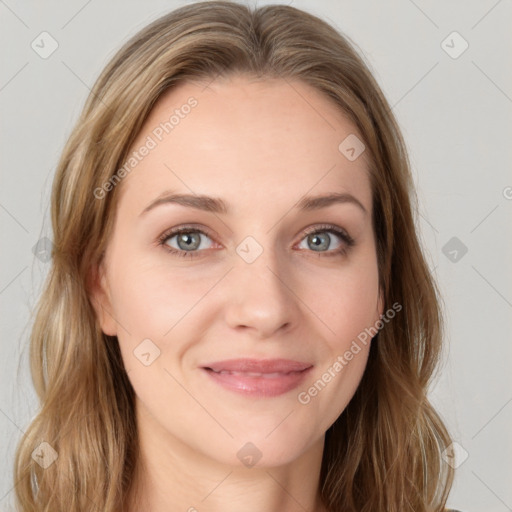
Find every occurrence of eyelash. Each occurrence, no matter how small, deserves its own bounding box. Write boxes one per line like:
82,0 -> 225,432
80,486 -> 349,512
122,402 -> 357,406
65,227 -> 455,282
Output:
157,223 -> 355,259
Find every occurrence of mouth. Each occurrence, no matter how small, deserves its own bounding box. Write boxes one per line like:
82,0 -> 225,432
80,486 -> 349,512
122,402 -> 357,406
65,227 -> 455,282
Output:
200,358 -> 313,397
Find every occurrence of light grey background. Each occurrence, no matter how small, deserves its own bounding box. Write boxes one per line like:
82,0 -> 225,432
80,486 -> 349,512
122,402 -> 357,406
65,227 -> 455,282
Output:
1,1 -> 511,510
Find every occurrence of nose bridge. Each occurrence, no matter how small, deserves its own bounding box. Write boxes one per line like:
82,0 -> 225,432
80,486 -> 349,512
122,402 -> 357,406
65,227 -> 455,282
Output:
236,233 -> 288,294
224,233 -> 298,336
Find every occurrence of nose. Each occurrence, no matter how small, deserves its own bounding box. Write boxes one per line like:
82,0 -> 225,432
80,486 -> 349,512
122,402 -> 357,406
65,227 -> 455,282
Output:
223,245 -> 301,339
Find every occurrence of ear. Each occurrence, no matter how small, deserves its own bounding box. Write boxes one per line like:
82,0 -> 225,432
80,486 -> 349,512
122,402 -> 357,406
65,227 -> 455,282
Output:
87,260 -> 118,336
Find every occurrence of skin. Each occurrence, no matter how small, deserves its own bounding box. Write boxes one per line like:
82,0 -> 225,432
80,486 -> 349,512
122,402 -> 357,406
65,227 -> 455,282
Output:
90,73 -> 384,512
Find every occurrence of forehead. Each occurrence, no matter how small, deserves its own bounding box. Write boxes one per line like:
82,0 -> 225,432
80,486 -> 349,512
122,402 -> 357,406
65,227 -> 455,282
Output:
117,74 -> 372,216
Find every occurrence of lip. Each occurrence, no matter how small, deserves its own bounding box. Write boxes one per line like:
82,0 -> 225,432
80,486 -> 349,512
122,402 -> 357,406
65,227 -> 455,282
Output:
200,358 -> 313,397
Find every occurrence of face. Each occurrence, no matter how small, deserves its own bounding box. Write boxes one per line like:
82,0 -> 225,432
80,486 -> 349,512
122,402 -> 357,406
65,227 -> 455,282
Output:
91,74 -> 383,468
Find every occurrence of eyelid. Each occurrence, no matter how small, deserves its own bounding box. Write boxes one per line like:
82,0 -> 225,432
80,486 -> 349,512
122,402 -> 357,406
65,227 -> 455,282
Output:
157,222 -> 355,257
156,223 -> 218,250
300,223 -> 354,245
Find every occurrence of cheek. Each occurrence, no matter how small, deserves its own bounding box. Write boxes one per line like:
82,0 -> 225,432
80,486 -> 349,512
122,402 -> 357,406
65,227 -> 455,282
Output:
309,256 -> 378,422
308,257 -> 380,350
300,263 -> 378,426
107,254 -> 218,372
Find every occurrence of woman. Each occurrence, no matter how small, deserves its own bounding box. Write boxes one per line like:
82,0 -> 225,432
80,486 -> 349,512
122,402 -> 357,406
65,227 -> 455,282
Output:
14,1 -> 463,511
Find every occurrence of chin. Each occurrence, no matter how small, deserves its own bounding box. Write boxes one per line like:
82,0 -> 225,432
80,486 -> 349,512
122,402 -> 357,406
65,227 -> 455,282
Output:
210,431 -> 318,470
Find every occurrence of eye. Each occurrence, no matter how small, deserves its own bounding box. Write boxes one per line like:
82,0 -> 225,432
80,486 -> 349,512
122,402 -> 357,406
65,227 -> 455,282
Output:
297,224 -> 355,257
158,225 -> 216,258
157,223 -> 355,259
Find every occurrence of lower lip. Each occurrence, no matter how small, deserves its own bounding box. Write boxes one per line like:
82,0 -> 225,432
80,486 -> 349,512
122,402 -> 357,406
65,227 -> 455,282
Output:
201,367 -> 313,397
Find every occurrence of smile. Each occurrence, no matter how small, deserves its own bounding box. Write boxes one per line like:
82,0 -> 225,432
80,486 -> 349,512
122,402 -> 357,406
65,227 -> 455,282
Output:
201,363 -> 313,397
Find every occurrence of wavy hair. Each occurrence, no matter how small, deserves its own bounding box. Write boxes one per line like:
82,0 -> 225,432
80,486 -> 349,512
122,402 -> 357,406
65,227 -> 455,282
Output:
13,1 -> 454,510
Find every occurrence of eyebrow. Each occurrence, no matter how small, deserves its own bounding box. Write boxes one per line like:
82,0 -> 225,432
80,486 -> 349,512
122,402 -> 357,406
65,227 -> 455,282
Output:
139,190 -> 367,216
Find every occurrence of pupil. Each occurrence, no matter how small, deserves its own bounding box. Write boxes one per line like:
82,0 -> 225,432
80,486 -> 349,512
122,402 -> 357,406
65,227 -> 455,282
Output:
310,233 -> 328,251
179,233 -> 199,250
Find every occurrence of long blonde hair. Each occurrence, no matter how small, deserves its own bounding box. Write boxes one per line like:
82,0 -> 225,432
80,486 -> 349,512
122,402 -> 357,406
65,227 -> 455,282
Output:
14,2 -> 454,510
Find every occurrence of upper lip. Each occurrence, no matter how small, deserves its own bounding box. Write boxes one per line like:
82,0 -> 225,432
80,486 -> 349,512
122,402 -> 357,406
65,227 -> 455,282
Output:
202,358 -> 313,373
